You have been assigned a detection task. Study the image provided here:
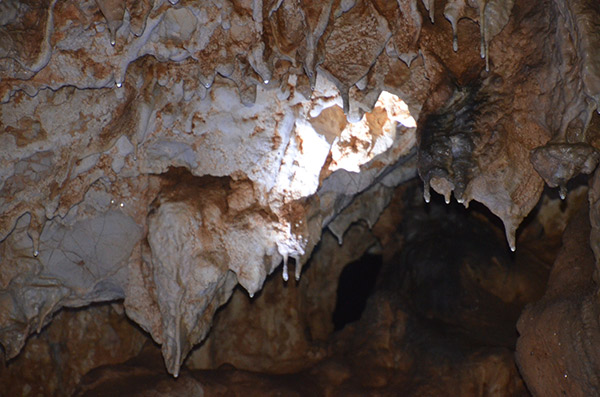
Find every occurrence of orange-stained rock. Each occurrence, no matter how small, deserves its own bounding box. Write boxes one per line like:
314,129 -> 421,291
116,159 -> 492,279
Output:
1,0 -> 600,384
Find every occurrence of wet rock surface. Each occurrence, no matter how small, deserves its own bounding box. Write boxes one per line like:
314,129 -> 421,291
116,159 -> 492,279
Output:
11,181 -> 572,396
1,0 -> 600,394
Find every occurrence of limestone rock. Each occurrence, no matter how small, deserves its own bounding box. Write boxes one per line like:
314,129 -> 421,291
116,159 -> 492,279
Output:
0,303 -> 147,397
1,0 -> 600,384
517,202 -> 600,396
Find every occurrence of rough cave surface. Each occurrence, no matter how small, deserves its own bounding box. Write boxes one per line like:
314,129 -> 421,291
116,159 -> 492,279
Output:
1,0 -> 600,395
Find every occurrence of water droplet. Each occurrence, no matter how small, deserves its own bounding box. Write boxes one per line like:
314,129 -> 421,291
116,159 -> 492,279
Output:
293,255 -> 301,281
28,226 -> 41,259
283,265 -> 289,282
505,225 -> 517,253
116,81 -> 122,88
110,38 -> 116,46
282,255 -> 289,282
263,79 -> 269,84
110,199 -> 115,204
249,292 -> 254,298
299,220 -> 302,224
120,202 -> 124,208
445,195 -> 450,204
564,373 -> 568,378
33,250 -> 39,257
168,0 -> 179,4
559,185 -> 567,200
423,183 -> 431,203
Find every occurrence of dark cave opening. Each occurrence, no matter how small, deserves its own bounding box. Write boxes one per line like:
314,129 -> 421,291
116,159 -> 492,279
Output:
332,253 -> 383,331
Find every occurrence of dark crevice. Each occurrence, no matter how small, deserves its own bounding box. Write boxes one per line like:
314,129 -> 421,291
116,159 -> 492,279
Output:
332,253 -> 383,331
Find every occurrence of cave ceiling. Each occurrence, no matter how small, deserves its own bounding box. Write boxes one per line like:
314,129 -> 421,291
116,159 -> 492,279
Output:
0,0 -> 599,378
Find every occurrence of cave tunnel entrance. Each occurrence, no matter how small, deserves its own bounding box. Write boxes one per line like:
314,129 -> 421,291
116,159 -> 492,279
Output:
332,252 -> 383,331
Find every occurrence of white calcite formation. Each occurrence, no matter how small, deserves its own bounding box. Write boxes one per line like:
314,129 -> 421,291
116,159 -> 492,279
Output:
1,0 -> 599,378
0,0 -> 420,376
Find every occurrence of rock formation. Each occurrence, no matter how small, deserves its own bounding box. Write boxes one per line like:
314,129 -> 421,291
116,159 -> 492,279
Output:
1,0 -> 600,394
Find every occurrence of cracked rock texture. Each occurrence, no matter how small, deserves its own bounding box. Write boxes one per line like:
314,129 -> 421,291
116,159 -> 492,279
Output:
1,0 -> 600,393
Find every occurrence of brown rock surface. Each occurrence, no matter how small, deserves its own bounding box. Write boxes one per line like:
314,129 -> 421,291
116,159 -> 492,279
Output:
0,303 -> 147,397
73,183 -> 560,396
1,0 -> 600,391
517,200 -> 600,396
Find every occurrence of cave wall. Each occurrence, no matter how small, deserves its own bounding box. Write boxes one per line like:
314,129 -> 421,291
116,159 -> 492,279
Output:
1,0 -> 600,392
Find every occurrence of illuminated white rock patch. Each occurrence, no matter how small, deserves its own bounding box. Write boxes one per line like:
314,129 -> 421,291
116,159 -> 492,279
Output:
328,91 -> 416,173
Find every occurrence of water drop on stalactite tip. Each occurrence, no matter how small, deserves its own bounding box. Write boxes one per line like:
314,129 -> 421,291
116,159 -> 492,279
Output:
559,185 -> 567,200
282,255 -> 289,282
116,81 -> 122,88
283,264 -> 289,282
295,259 -> 301,281
30,231 -> 40,260
249,292 -> 254,298
453,35 -> 458,52
110,38 -> 115,46
505,226 -> 517,252
509,237 -> 516,252
423,183 -> 431,203
445,195 -> 450,204
264,79 -> 269,84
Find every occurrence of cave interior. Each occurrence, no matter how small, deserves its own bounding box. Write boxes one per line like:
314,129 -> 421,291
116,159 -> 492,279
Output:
1,0 -> 600,395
